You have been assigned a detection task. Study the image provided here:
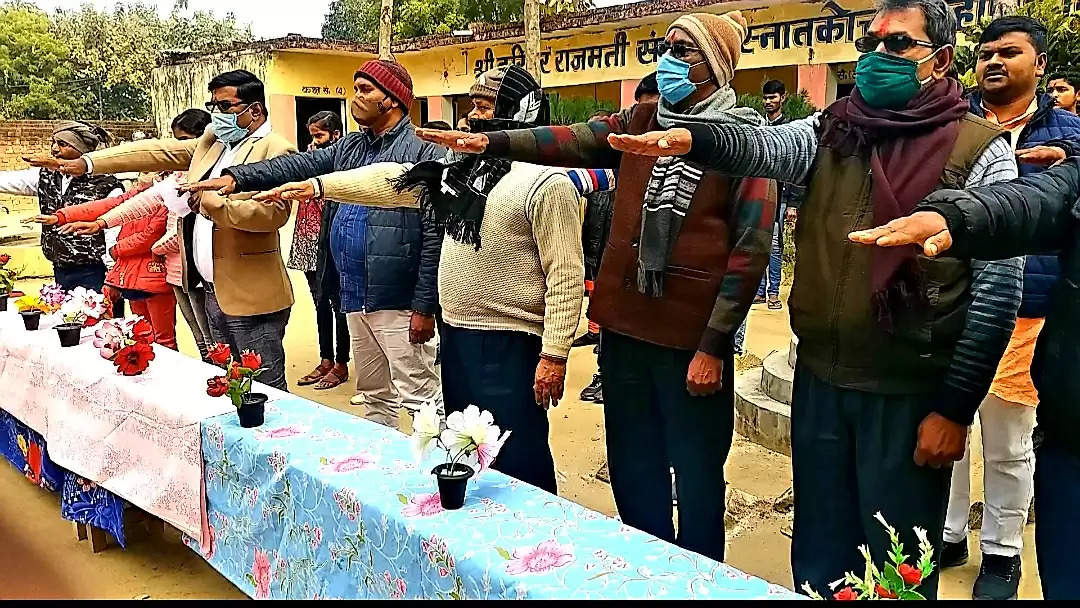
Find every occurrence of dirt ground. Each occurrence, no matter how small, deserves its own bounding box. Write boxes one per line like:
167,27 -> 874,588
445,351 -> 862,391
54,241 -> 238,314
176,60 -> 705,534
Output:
0,208 -> 1042,598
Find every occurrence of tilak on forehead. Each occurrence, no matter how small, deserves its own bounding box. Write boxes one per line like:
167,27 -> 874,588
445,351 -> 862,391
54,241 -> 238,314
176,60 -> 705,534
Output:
876,16 -> 892,36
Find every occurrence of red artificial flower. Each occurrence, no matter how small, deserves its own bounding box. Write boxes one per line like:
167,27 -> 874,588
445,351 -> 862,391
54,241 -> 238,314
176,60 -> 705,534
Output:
206,376 -> 229,397
0,254 -> 10,265
83,316 -> 99,328
130,318 -> 155,345
240,350 -> 262,371
207,342 -> 232,366
229,361 -> 243,380
833,587 -> 858,601
113,342 -> 155,376
898,563 -> 922,586
876,584 -> 898,599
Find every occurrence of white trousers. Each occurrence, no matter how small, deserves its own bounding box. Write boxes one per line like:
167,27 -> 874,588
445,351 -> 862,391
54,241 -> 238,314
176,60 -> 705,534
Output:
346,309 -> 441,429
944,393 -> 1037,557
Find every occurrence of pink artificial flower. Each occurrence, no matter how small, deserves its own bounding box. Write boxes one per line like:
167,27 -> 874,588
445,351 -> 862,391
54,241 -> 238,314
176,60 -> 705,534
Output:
93,321 -> 125,360
401,493 -> 444,517
322,454 -> 374,473
260,425 -> 304,439
252,548 -> 272,599
505,540 -> 575,576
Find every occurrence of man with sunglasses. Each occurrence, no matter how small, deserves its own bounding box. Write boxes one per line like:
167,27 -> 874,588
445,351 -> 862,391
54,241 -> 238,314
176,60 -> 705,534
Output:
605,0 -> 1026,598
28,69 -> 298,390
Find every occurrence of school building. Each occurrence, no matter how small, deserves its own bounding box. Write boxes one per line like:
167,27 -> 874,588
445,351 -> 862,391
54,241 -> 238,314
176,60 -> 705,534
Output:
149,0 -> 998,149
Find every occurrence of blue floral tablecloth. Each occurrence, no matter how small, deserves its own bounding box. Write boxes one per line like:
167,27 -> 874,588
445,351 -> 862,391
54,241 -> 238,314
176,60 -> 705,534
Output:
191,397 -> 796,600
1,408 -> 126,545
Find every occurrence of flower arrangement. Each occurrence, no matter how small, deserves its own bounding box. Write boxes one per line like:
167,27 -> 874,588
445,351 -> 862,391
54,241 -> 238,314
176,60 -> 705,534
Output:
0,254 -> 16,295
411,403 -> 510,509
14,294 -> 53,314
91,317 -> 156,375
57,287 -> 108,327
205,343 -> 267,408
39,283 -> 67,310
802,512 -> 936,601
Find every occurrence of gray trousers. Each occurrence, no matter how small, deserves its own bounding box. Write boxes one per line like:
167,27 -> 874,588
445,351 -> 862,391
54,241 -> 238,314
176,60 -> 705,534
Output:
203,285 -> 291,392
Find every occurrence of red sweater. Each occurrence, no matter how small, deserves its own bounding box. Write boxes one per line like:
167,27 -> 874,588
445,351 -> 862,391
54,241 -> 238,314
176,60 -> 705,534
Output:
56,183 -> 170,294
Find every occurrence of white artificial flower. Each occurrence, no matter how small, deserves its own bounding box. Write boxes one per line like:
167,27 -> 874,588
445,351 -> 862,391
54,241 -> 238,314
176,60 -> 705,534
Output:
444,405 -> 496,455
410,402 -> 443,462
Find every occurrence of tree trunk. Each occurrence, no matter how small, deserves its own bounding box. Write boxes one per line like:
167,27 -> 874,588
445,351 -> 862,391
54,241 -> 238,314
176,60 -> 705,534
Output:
524,0 -> 542,82
379,0 -> 394,60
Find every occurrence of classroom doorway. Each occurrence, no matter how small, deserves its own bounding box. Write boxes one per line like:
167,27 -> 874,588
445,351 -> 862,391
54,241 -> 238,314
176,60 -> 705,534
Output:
295,97 -> 346,152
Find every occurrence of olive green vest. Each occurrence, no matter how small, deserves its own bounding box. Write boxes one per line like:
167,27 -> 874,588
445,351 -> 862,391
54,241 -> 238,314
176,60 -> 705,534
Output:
791,113 -> 1004,394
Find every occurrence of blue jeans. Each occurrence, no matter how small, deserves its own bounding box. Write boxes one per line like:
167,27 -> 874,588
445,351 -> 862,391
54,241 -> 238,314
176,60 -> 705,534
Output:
203,285 -> 291,392
1034,433 -> 1080,599
53,262 -> 106,292
733,315 -> 748,355
757,205 -> 785,299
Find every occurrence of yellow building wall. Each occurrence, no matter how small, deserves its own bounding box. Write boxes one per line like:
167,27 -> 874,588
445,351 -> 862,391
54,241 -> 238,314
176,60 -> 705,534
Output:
266,50 -> 375,134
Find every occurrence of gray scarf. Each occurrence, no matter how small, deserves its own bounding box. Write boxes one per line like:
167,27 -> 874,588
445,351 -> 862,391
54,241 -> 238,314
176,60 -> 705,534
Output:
637,87 -> 763,297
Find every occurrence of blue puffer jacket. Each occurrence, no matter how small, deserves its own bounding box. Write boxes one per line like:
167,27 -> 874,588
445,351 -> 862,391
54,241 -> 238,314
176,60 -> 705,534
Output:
969,93 -> 1080,318
225,119 -> 445,315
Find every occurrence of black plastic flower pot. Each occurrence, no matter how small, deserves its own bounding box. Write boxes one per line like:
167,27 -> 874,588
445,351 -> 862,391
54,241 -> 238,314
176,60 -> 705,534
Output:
20,310 -> 41,331
237,392 -> 268,428
0,294 -> 8,312
432,463 -> 475,510
56,322 -> 82,347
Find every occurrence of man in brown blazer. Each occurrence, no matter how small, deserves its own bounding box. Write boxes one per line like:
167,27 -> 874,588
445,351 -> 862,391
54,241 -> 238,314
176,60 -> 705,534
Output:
30,70 -> 297,390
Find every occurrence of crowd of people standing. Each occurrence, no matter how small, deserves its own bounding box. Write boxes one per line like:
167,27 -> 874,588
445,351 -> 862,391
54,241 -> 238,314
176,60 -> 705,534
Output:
5,0 -> 1080,600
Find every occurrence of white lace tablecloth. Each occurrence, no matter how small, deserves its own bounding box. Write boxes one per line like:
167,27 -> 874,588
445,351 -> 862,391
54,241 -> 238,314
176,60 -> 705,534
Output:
0,307 -> 239,543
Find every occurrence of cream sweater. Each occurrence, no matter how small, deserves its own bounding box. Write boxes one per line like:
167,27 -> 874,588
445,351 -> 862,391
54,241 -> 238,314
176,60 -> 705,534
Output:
319,161 -> 585,358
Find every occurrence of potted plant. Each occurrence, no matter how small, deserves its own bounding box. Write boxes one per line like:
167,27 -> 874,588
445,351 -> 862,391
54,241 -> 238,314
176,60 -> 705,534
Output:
802,512 -> 936,601
14,295 -> 53,330
410,403 -> 511,510
91,316 -> 156,375
0,253 -> 16,312
55,287 -> 108,347
205,343 -> 269,428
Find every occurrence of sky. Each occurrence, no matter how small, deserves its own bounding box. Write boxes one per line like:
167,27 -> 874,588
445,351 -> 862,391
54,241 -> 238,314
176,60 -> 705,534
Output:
32,0 -> 632,39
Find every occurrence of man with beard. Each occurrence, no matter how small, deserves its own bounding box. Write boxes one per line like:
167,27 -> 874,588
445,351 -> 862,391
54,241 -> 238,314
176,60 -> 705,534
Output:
184,60 -> 444,430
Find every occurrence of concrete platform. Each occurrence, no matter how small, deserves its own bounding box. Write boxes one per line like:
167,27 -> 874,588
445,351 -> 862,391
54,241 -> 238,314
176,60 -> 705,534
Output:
735,366 -> 792,457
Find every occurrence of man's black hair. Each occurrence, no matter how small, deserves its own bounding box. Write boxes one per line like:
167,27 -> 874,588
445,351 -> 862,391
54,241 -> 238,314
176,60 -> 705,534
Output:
171,108 -> 212,137
422,120 -> 452,130
634,72 -> 659,101
762,79 -> 787,96
1049,72 -> 1080,92
307,110 -> 344,133
208,69 -> 266,107
979,15 -> 1048,55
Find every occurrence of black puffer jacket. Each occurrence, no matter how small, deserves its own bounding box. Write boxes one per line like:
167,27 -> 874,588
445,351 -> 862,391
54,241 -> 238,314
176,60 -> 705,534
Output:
918,157 -> 1080,451
225,120 -> 445,314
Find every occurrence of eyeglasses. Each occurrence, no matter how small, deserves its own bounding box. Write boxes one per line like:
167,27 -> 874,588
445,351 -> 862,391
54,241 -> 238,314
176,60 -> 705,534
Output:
656,41 -> 702,60
204,99 -> 248,113
854,34 -> 938,54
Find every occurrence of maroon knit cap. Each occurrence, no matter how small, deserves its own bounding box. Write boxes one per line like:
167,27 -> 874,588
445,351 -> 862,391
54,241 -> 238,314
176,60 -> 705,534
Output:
357,60 -> 415,112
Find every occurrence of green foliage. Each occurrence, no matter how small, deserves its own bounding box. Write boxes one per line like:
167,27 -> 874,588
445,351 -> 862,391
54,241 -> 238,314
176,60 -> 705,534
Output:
548,93 -> 615,125
955,0 -> 1080,87
321,0 -> 592,42
0,0 -> 251,120
736,89 -> 819,120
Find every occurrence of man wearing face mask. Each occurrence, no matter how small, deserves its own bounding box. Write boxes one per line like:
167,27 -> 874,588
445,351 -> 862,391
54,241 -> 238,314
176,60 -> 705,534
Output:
410,12 -> 775,564
184,60 -> 445,430
603,0 -> 1032,598
29,70 -> 298,390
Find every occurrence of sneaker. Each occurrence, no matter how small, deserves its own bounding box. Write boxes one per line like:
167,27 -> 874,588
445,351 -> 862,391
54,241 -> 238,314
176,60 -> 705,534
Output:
593,344 -> 600,355
572,332 -> 601,348
592,383 -> 604,404
767,295 -> 783,310
941,539 -> 969,568
579,374 -> 602,401
972,554 -> 1021,600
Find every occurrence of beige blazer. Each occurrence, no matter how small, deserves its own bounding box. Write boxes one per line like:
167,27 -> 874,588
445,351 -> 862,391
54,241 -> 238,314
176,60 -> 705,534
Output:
85,128 -> 298,317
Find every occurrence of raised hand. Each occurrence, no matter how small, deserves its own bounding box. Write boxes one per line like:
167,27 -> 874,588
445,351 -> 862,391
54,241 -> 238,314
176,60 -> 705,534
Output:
848,211 -> 953,257
179,175 -> 237,196
607,128 -> 692,156
24,156 -> 88,176
415,128 -> 489,154
22,214 -> 59,226
253,180 -> 316,204
59,220 -> 106,235
1016,146 -> 1067,167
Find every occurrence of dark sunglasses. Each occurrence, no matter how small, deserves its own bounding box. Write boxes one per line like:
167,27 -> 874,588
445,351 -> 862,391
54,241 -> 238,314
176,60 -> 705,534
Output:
656,41 -> 702,60
204,99 -> 250,113
854,33 -> 937,54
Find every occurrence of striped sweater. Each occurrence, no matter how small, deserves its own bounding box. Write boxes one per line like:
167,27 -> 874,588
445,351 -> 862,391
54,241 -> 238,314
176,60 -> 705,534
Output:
681,114 -> 1024,422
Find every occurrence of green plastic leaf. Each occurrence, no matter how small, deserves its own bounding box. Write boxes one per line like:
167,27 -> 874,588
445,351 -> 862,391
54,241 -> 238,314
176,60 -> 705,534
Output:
898,589 -> 926,600
496,547 -> 511,560
883,564 -> 904,591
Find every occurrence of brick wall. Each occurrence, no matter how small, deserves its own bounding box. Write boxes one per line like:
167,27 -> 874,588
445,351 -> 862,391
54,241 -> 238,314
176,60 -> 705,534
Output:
0,120 -> 157,212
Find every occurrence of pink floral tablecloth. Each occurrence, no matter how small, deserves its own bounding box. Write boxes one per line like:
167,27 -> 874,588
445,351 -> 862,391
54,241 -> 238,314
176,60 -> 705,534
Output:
0,308 -> 236,542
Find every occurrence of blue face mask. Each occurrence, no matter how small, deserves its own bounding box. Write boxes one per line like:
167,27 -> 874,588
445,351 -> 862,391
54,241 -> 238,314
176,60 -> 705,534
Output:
656,54 -> 710,105
210,106 -> 254,145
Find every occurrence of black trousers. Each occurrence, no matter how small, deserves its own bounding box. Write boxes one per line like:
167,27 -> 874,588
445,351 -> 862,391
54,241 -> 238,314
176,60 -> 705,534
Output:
305,271 -> 350,364
440,325 -> 557,494
54,262 -> 105,292
599,330 -> 734,563
1034,433 -> 1080,600
791,364 -> 951,599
